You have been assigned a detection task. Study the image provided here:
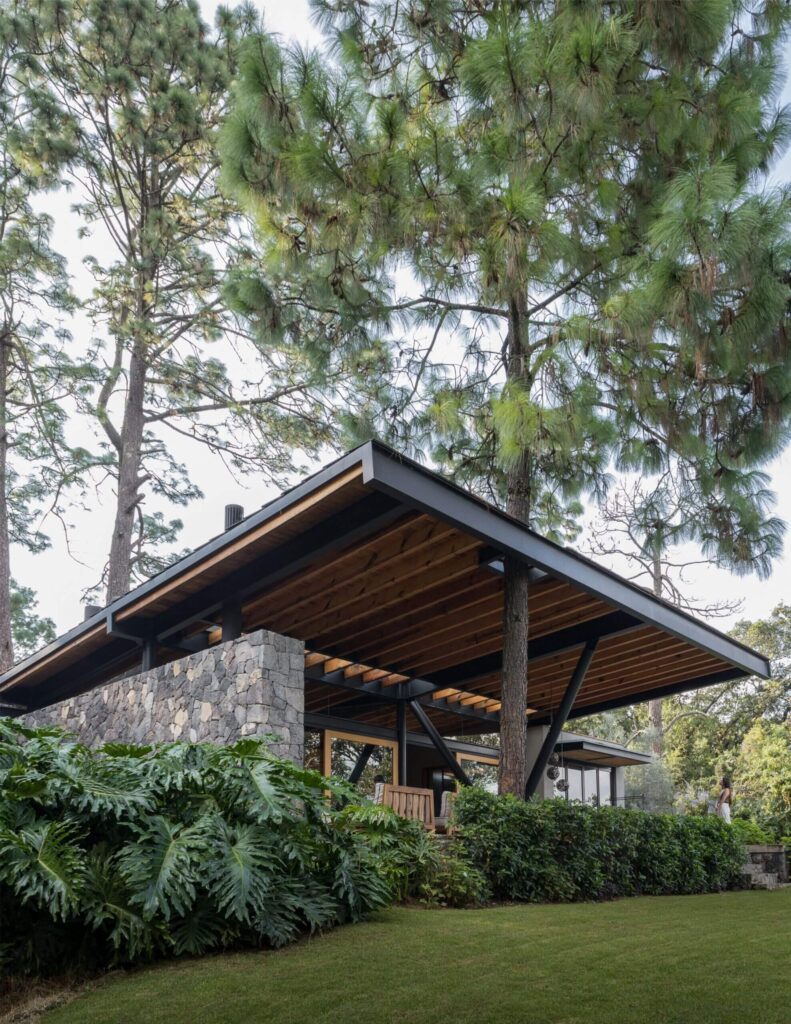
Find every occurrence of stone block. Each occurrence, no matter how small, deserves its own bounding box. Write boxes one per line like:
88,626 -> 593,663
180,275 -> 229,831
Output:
20,628 -> 304,762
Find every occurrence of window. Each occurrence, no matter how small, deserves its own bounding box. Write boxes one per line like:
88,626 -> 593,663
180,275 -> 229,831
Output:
321,729 -> 399,796
555,763 -> 615,805
566,767 -> 583,801
584,768 -> 599,805
457,755 -> 498,794
598,769 -> 612,806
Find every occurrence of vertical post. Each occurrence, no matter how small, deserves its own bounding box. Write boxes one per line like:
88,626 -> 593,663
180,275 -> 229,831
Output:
141,637 -> 156,672
524,638 -> 598,799
396,701 -> 407,787
221,599 -> 243,642
321,730 -> 331,778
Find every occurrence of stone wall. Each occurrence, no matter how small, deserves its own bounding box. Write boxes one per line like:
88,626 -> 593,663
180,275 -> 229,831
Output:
21,628 -> 304,762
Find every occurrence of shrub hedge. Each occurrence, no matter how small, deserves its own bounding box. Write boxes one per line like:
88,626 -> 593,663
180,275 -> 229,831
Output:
0,719 -> 430,977
453,787 -> 746,902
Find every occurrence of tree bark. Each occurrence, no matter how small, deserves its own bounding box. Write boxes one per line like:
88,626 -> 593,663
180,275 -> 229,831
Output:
499,297 -> 531,797
500,537 -> 530,796
105,342 -> 147,603
0,331 -> 13,671
105,158 -> 157,605
648,544 -> 663,756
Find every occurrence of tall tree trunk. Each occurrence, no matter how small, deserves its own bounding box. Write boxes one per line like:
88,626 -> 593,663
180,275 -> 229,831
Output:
648,544 -> 663,756
105,342 -> 147,603
0,331 -> 13,671
499,297 -> 531,797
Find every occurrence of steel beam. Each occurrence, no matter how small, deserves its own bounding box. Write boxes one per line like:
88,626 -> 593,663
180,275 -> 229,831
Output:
0,699 -> 27,711
409,700 -> 471,785
306,662 -> 500,725
348,743 -> 376,785
418,694 -> 500,725
525,638 -> 598,799
304,713 -> 501,762
305,663 -> 438,702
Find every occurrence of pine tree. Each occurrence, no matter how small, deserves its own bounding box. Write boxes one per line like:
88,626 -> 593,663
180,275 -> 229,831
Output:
586,474 -> 780,753
27,0 -> 385,603
0,3 -> 86,670
9,579 -> 55,659
223,1 -> 791,795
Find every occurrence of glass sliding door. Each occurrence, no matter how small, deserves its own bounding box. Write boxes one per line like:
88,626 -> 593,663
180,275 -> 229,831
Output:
584,768 -> 599,805
566,766 -> 583,801
598,768 -> 612,806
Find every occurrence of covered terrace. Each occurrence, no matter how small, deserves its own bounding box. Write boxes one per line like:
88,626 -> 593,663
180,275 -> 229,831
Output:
0,442 -> 769,798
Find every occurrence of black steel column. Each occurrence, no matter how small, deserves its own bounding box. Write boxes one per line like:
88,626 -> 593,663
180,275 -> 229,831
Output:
221,599 -> 243,642
396,701 -> 408,786
524,638 -> 599,799
410,700 -> 471,785
141,637 -> 157,672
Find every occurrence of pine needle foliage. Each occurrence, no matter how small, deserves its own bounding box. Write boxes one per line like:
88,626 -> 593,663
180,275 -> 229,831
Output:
0,719 -> 429,977
223,0 -> 791,552
223,0 -> 791,798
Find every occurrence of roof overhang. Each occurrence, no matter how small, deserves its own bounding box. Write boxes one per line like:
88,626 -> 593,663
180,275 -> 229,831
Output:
0,442 -> 770,733
554,736 -> 653,768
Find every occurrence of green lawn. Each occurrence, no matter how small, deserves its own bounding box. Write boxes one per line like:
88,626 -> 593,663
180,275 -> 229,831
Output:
45,890 -> 791,1024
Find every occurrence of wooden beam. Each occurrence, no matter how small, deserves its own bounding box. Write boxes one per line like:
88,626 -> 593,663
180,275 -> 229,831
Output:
252,521 -> 466,633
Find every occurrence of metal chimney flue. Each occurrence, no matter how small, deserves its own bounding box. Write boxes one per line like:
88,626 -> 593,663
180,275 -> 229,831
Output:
84,604 -> 102,621
224,504 -> 244,531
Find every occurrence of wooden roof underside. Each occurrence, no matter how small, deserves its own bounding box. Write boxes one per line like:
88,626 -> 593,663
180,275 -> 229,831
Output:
0,444 -> 766,733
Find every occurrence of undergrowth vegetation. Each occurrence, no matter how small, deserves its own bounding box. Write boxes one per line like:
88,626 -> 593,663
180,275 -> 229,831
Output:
0,719 -> 431,977
453,787 -> 746,902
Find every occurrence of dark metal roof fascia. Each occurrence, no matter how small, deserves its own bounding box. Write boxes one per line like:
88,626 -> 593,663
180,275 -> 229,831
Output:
0,445 -> 372,691
363,443 -> 770,680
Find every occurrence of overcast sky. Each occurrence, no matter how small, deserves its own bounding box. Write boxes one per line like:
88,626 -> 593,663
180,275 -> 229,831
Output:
15,1 -> 791,637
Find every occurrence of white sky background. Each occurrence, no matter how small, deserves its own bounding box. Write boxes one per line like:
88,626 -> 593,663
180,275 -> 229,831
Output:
15,0 -> 791,636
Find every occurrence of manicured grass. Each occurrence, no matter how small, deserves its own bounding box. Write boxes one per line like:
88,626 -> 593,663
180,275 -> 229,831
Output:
45,890 -> 791,1024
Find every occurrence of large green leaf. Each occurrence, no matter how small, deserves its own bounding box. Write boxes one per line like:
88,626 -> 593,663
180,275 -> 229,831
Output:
204,819 -> 279,923
119,816 -> 206,921
0,819 -> 86,919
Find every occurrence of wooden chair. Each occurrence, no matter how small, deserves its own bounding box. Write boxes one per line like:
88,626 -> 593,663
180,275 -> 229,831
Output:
435,789 -> 457,834
373,782 -> 436,830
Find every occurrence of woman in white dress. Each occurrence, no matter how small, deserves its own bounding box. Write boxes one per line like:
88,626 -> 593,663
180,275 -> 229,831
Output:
715,776 -> 733,824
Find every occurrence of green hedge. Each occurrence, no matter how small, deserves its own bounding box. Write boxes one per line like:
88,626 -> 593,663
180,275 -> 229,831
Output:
452,788 -> 746,902
0,719 -> 431,977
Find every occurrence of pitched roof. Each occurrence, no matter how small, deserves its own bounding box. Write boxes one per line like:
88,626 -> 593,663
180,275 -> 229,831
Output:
0,441 -> 769,732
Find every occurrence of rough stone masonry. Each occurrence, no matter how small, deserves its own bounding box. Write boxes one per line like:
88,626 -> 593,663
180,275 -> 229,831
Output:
21,629 -> 305,762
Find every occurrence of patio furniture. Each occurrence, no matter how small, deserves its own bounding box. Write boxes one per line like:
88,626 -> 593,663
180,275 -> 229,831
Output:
374,782 -> 435,830
434,789 -> 456,834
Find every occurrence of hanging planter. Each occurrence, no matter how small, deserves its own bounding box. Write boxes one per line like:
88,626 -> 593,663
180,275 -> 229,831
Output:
546,765 -> 560,781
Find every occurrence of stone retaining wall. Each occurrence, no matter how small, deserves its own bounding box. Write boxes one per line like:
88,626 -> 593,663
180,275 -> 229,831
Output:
21,628 -> 304,762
